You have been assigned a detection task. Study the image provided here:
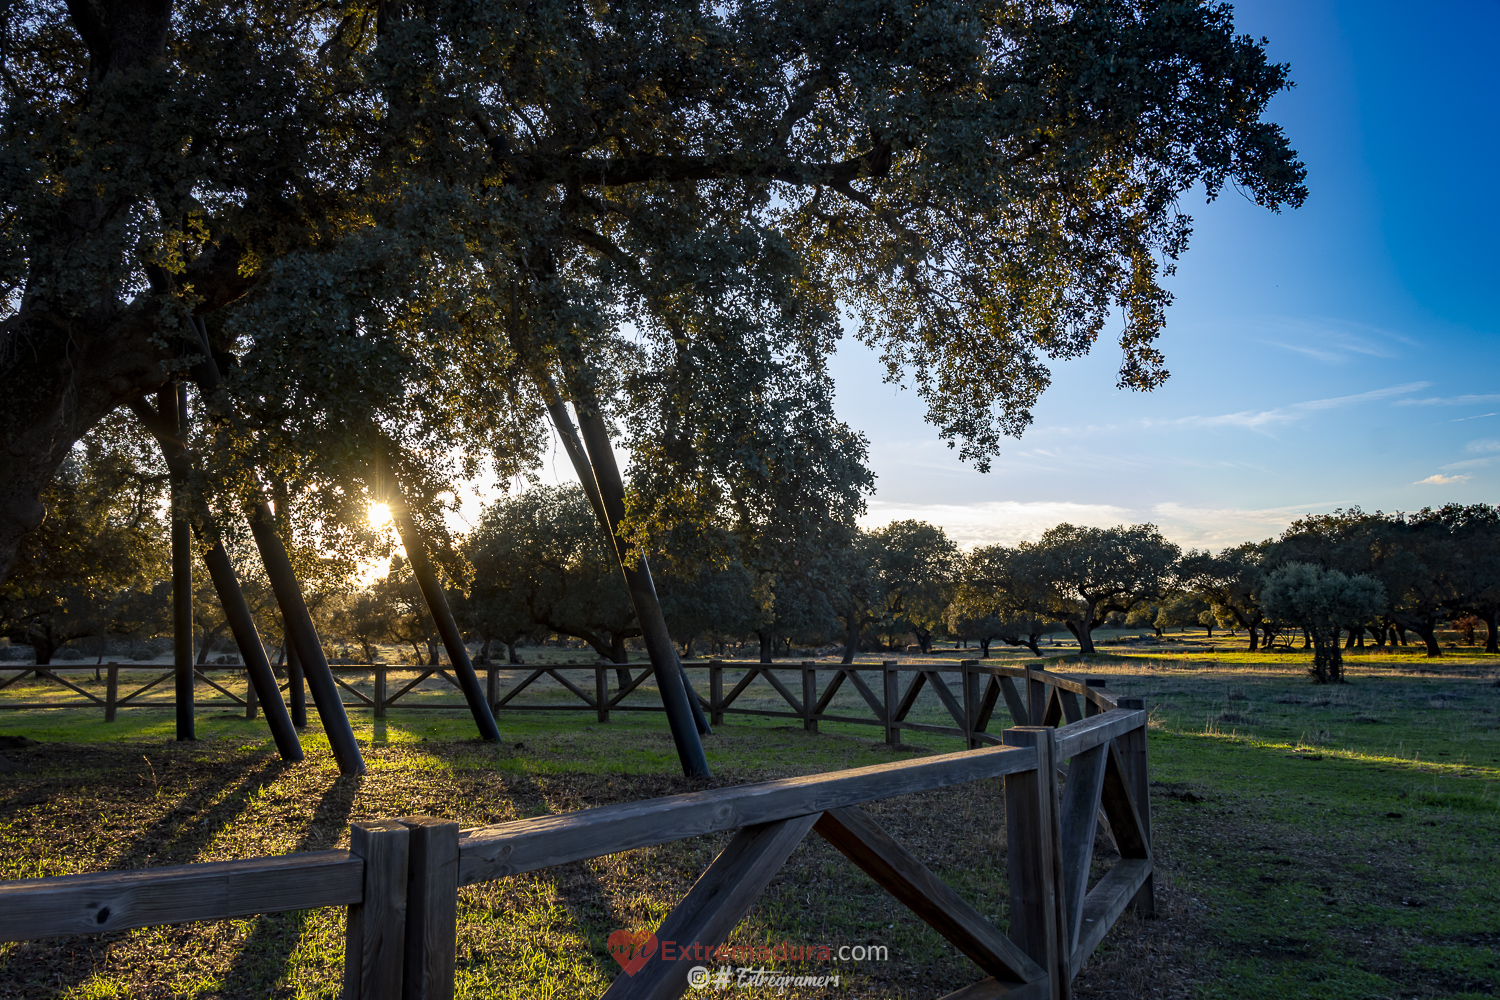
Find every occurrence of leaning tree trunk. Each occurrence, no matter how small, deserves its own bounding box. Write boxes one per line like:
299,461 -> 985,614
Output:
1415,625 -> 1442,658
532,382 -> 709,775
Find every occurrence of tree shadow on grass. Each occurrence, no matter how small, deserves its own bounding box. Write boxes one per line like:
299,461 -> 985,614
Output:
216,774 -> 364,999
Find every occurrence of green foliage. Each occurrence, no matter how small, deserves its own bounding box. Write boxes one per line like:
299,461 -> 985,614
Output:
944,544 -> 1057,656
0,418 -> 168,662
1260,562 -> 1384,682
871,521 -> 959,653
1019,522 -> 1179,654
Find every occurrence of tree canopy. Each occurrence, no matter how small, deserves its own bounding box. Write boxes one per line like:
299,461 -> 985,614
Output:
0,0 -> 1306,580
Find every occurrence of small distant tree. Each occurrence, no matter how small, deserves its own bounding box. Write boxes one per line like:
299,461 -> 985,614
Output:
1260,563 -> 1384,683
1181,543 -> 1272,650
659,562 -> 757,658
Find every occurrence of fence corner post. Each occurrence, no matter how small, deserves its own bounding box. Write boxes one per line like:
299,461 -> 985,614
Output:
344,819 -> 410,1000
801,661 -> 818,732
1026,667 -> 1050,727
960,659 -> 978,748
709,660 -> 724,726
1003,725 -> 1067,999
1117,696 -> 1154,917
882,661 -> 899,745
398,816 -> 460,1000
374,665 -> 388,720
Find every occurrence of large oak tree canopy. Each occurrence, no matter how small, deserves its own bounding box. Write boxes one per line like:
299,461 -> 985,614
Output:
0,0 -> 1304,580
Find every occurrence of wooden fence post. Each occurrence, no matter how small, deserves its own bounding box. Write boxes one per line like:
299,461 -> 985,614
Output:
960,660 -> 977,748
344,820 -> 410,1000
245,670 -> 258,720
398,817 -> 459,1000
374,665 -> 388,720
1003,726 -> 1067,1000
883,661 -> 900,745
1084,678 -> 1107,717
1117,697 -> 1154,917
1026,668 -> 1049,727
486,667 -> 499,710
802,662 -> 818,732
595,665 -> 609,724
105,665 -> 118,723
709,660 -> 724,726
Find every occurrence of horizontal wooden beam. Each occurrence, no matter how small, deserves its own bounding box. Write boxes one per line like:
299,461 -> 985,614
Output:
0,851 -> 362,942
1069,859 -> 1152,978
457,743 -> 1038,885
1053,709 -> 1146,759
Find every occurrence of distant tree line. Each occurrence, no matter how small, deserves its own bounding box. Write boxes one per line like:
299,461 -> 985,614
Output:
7,432 -> 1497,690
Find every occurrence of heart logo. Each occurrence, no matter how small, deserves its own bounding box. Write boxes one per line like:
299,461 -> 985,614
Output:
607,928 -> 658,976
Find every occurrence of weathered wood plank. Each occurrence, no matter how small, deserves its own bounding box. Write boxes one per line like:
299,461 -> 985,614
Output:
1002,727 -> 1066,1000
540,668 -> 595,708
1056,743 -> 1108,952
973,676 -> 1002,736
457,743 -> 1038,884
757,667 -> 805,715
601,813 -> 822,1000
343,820 -> 409,1000
841,667 -> 887,720
387,669 -> 439,706
606,665 -> 658,707
0,851 -> 362,942
997,676 -> 1028,728
1069,859 -> 1152,978
400,817 -> 459,1000
1116,698 -> 1154,916
815,807 -> 1044,984
1053,709 -> 1146,760
1057,690 -> 1082,725
1098,743 -> 1149,860
811,668 -> 847,717
893,671 -> 927,723
925,670 -> 969,731
714,666 -> 760,711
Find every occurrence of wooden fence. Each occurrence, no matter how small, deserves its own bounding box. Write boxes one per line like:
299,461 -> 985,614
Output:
0,674 -> 1151,1000
0,660 -> 1117,751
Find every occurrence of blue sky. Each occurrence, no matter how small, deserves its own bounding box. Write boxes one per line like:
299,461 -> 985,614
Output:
839,0 -> 1500,551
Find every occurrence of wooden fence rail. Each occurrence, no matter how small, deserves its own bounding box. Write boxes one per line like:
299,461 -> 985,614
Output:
0,660 -> 1113,752
0,674 -> 1152,1000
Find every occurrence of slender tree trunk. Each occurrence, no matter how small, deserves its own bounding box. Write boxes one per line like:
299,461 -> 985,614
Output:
978,637 -> 991,658
507,640 -> 521,665
378,477 -> 500,741
1248,624 -> 1259,651
1302,628 -> 1312,649
554,396 -> 709,772
1486,611 -> 1499,655
842,612 -> 858,665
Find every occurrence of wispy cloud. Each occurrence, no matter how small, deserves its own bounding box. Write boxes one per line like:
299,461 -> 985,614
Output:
1465,439 -> 1500,454
1187,382 -> 1430,431
1415,474 -> 1472,485
1396,393 -> 1500,407
1255,318 -> 1414,364
1453,412 -> 1498,422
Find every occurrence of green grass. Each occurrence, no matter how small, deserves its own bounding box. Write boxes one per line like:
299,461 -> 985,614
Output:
0,647 -> 1498,997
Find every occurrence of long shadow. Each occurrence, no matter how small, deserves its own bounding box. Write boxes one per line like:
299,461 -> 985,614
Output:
216,775 -> 363,998
0,742 -> 292,998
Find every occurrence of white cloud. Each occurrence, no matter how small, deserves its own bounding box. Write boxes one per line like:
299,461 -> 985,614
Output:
1453,412 -> 1498,422
1415,474 -> 1471,485
859,498 -> 1341,550
1396,393 -> 1500,407
1185,381 -> 1430,431
1465,439 -> 1500,454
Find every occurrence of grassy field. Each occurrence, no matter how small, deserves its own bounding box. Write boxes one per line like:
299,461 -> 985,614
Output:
0,643 -> 1495,999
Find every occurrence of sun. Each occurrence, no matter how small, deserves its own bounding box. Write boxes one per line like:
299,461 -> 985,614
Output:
367,501 -> 393,530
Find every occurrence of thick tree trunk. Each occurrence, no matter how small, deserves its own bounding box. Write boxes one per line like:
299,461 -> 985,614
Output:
507,640 -> 521,665
978,637 -> 991,658
1416,626 -> 1442,658
1487,611 -> 1499,655
758,629 -> 774,664
842,612 -> 858,665
1247,624 -> 1259,651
